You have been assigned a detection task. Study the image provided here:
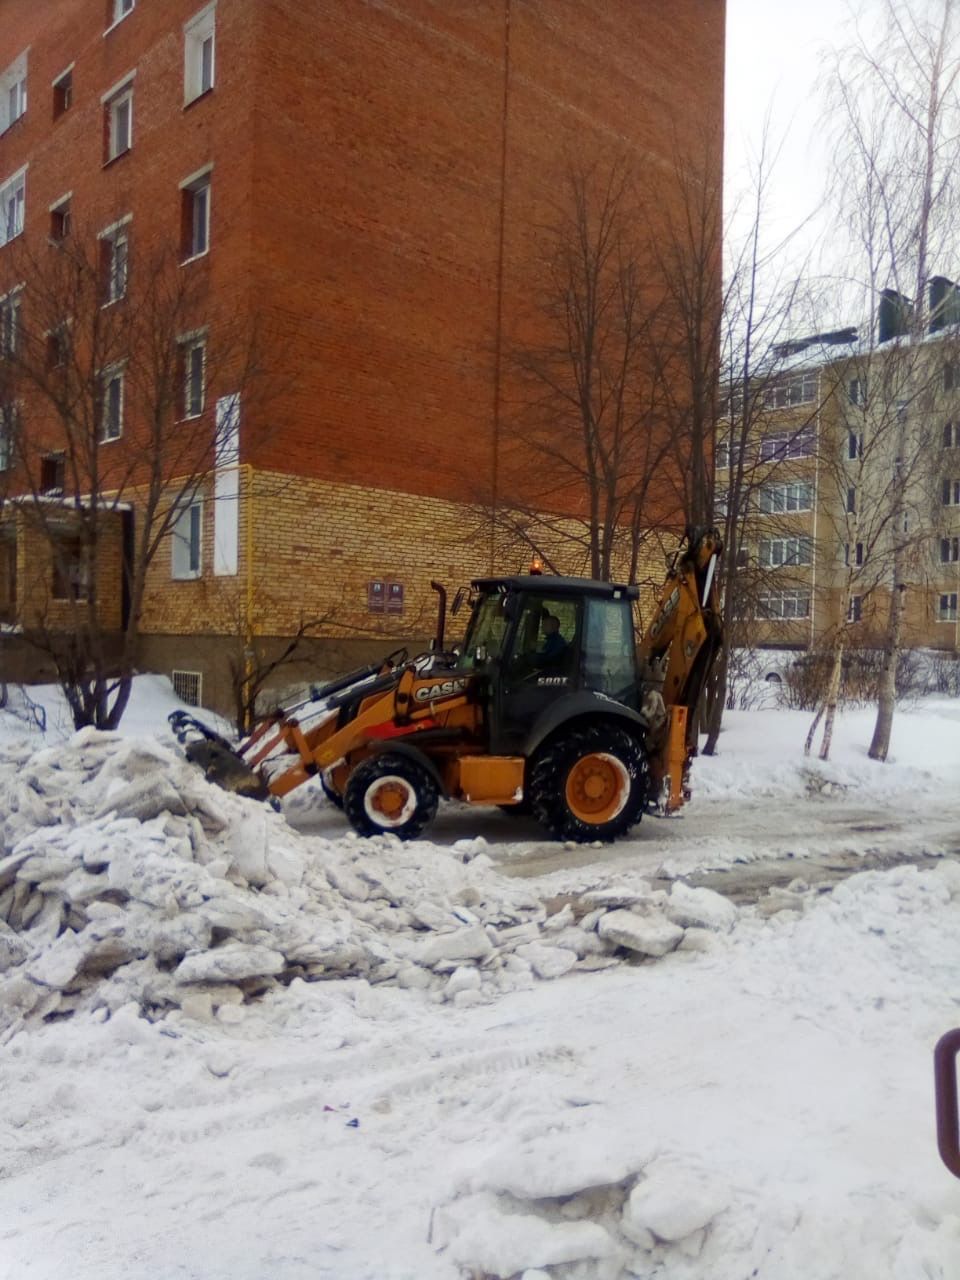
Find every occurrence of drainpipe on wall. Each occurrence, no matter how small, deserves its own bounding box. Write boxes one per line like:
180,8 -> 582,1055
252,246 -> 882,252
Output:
242,462 -> 255,731
810,374 -> 820,650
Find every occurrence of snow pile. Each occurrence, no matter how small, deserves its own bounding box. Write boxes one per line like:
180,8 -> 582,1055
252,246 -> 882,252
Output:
0,729 -> 738,1034
427,861 -> 960,1280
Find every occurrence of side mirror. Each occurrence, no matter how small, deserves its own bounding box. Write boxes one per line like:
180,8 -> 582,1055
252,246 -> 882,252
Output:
451,586 -> 468,617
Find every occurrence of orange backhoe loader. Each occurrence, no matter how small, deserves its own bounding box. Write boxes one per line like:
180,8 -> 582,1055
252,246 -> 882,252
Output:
170,527 -> 723,843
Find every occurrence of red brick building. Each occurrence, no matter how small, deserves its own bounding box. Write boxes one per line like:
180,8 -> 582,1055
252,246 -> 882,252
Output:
0,0 -> 725,714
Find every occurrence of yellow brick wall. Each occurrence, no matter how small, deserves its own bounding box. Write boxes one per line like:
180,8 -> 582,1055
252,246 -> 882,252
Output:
140,468 -> 673,644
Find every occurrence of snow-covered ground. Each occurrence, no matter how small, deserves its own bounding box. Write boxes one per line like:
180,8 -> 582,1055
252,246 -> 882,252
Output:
2,679 -> 960,1279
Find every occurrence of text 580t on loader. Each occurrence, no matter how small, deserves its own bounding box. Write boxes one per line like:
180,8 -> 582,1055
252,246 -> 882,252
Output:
171,528 -> 723,844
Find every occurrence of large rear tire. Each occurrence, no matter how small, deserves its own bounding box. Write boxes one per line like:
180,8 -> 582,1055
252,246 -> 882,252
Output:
344,753 -> 439,840
529,724 -> 649,843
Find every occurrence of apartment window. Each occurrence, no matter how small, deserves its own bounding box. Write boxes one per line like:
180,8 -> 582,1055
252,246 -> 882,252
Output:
757,590 -> 810,620
53,69 -> 72,120
184,5 -> 216,104
180,337 -> 206,417
715,438 -> 740,470
714,489 -> 728,519
52,538 -> 90,602
171,500 -> 202,579
759,427 -> 815,462
944,422 -> 958,449
0,168 -> 26,246
941,537 -> 960,564
180,173 -> 211,260
758,536 -> 813,568
100,367 -> 124,441
846,487 -> 856,514
946,363 -> 957,392
40,452 -> 66,494
104,81 -> 133,162
943,478 -> 960,507
735,547 -> 749,569
847,596 -> 862,623
107,0 -> 135,28
762,371 -> 817,409
939,593 -> 958,623
847,431 -> 862,460
0,290 -> 21,357
0,55 -> 27,133
0,402 -> 19,471
50,197 -> 71,242
848,378 -> 866,405
100,221 -> 130,303
758,481 -> 814,514
846,541 -> 865,567
46,326 -> 70,370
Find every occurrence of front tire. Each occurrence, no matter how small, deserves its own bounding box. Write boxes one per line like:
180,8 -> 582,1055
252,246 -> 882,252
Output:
529,724 -> 649,843
344,753 -> 439,840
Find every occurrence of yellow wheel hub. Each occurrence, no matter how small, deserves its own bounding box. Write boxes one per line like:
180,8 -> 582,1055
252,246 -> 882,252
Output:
564,752 -> 630,824
364,776 -> 417,826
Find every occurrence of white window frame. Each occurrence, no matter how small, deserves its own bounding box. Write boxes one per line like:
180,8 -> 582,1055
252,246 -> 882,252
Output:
0,166 -> 27,247
184,4 -> 216,105
758,481 -> 814,515
758,536 -> 813,569
53,65 -> 73,119
938,592 -> 958,623
50,193 -> 71,241
99,216 -> 131,304
757,590 -> 811,620
763,372 -> 818,410
715,438 -> 740,471
171,499 -> 203,579
102,78 -> 134,162
847,595 -> 862,623
180,168 -> 212,261
0,53 -> 28,133
100,366 -> 125,442
943,478 -> 960,507
106,0 -> 136,34
758,427 -> 815,462
180,333 -> 206,418
940,536 -> 960,564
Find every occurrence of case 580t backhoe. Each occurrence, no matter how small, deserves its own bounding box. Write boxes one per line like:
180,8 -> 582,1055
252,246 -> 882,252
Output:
170,528 -> 723,844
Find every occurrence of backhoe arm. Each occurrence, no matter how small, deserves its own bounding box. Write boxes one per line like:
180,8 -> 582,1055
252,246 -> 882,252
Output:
639,528 -> 724,811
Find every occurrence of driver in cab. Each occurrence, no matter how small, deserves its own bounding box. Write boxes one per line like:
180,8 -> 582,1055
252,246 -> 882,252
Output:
533,613 -> 567,668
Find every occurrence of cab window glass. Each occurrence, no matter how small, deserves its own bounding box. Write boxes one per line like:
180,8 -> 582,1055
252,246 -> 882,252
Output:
511,596 -> 578,668
457,592 -> 509,667
583,597 -> 635,701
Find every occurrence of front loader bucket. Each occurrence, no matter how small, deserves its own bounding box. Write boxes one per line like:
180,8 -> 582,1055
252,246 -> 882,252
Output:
185,738 -> 270,800
169,709 -> 270,800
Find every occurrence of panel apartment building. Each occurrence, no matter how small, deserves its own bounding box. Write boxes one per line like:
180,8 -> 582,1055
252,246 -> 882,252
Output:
0,0 -> 726,714
718,294 -> 960,661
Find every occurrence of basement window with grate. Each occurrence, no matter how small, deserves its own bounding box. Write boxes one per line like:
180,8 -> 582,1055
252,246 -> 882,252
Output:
171,669 -> 202,706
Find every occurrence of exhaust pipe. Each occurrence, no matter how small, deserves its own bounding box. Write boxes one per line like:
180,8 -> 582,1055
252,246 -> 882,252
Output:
430,580 -> 447,651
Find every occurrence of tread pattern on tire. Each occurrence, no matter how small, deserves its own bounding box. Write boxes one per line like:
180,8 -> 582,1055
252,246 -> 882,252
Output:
344,752 -> 439,840
529,722 -> 649,843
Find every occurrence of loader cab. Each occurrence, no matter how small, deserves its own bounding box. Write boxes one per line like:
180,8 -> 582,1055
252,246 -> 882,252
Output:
457,575 -> 641,755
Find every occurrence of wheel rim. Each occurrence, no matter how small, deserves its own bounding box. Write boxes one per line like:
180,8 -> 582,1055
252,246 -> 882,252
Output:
564,752 -> 630,824
363,774 -> 418,827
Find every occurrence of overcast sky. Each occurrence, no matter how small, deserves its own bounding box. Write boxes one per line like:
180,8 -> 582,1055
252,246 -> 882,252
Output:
725,0 -> 845,254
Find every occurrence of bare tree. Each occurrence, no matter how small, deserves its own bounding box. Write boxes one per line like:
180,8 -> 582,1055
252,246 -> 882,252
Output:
822,0 -> 960,760
698,131 -> 818,754
0,221 -> 276,729
496,157 -> 677,583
